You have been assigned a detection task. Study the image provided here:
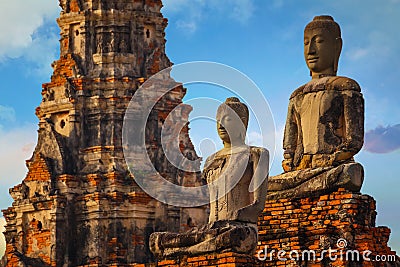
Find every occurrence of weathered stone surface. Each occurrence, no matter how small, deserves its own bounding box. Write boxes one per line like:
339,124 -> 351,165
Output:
271,15 -> 365,200
282,76 -> 364,171
150,98 -> 269,259
1,0 -> 206,266
268,162 -> 364,200
150,221 -> 258,258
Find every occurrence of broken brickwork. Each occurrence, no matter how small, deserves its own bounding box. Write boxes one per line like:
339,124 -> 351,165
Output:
257,188 -> 399,266
151,189 -> 399,267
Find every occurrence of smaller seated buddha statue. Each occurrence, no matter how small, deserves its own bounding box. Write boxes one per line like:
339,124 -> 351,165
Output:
150,97 -> 269,258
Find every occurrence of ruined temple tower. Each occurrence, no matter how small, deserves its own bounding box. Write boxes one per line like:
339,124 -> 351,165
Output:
1,0 -> 204,266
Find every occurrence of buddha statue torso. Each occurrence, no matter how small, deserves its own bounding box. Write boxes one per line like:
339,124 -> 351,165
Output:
285,76 -> 364,170
204,146 -> 268,224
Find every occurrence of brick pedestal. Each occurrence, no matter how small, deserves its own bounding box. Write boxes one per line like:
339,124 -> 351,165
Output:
59,189 -> 400,267
257,188 -> 399,266
139,189 -> 399,267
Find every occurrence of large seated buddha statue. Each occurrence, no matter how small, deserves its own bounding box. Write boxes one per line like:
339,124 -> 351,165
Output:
267,15 -> 365,200
150,97 -> 269,258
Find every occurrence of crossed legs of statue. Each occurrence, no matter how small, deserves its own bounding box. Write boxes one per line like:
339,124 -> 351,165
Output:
150,220 -> 258,258
267,162 -> 364,200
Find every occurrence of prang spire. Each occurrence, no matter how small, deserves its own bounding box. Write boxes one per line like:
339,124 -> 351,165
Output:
1,1 -> 205,266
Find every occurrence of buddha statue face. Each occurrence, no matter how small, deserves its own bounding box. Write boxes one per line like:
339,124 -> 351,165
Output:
216,97 -> 249,147
304,16 -> 342,79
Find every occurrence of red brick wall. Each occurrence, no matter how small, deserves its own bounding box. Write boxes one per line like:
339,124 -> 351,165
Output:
24,154 -> 52,182
157,252 -> 260,267
147,189 -> 399,267
256,188 -> 398,266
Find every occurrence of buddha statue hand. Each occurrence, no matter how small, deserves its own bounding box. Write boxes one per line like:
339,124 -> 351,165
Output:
282,152 -> 294,172
312,152 -> 355,168
333,151 -> 354,163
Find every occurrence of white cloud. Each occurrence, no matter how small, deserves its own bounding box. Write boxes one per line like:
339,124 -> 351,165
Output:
177,20 -> 198,34
0,217 -> 5,259
162,0 -> 193,13
25,29 -> 59,76
0,106 -> 16,122
0,0 -> 60,71
330,1 -> 400,71
348,47 -> 369,61
0,124 -> 37,208
346,30 -> 393,64
163,0 -> 255,33
231,0 -> 254,24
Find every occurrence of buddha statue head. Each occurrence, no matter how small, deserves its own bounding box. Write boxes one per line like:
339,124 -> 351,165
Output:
216,97 -> 249,147
304,15 -> 342,79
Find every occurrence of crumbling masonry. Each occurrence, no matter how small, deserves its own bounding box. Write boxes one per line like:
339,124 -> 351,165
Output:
1,0 -> 205,266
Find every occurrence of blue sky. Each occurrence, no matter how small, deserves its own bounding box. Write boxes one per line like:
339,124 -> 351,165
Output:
1,0 -> 400,257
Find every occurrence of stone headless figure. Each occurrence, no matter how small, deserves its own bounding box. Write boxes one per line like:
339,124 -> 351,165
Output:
150,97 -> 269,258
268,16 -> 364,200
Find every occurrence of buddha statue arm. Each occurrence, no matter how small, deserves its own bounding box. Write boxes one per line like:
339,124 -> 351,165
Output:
235,147 -> 269,223
282,100 -> 300,172
203,154 -> 217,224
332,89 -> 364,163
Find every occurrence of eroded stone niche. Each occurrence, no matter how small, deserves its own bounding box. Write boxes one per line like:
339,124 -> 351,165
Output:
69,23 -> 82,53
51,112 -> 71,137
144,25 -> 155,44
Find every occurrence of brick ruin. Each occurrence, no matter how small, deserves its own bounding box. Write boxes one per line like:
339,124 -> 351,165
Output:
156,189 -> 399,267
1,1 -> 400,267
257,189 -> 398,266
1,0 -> 205,266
